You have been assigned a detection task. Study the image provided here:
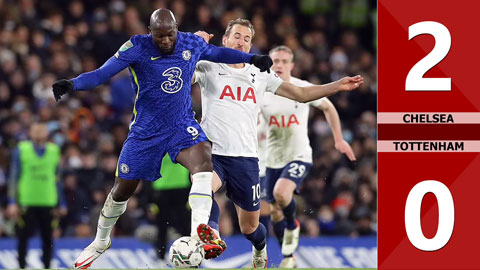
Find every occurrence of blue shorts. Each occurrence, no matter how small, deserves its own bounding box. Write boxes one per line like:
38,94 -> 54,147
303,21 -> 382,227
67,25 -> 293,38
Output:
264,160 -> 312,203
116,119 -> 208,181
212,154 -> 260,211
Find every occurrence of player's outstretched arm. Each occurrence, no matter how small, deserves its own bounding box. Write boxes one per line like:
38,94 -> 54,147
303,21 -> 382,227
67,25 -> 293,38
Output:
276,75 -> 364,103
317,98 -> 356,161
200,45 -> 273,73
52,57 -> 129,102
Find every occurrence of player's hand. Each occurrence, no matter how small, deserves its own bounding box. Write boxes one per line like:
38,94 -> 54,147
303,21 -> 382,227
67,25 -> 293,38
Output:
52,79 -> 74,102
337,75 -> 364,91
250,55 -> 273,73
335,139 -> 356,161
194,31 -> 214,43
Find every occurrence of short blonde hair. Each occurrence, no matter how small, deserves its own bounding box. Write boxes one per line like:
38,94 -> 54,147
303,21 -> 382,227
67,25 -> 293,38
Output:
224,18 -> 255,38
269,45 -> 294,62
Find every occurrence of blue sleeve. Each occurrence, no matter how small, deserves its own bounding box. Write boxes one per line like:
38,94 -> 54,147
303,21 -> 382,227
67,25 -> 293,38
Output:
71,57 -> 129,91
200,44 -> 253,64
7,148 -> 20,205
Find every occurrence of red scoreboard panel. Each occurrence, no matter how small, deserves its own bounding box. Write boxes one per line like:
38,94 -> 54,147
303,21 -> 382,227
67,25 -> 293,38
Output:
378,0 -> 480,269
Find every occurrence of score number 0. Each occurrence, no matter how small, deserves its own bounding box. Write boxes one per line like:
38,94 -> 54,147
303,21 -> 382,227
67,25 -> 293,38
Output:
404,21 -> 454,251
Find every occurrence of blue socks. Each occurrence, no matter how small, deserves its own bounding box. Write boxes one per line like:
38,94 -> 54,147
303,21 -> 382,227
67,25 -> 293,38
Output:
283,199 -> 297,230
207,195 -> 220,232
273,219 -> 286,245
259,215 -> 271,237
243,223 -> 267,251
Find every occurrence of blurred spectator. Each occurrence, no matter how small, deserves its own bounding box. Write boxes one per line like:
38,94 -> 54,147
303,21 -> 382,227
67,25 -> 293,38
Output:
60,172 -> 90,236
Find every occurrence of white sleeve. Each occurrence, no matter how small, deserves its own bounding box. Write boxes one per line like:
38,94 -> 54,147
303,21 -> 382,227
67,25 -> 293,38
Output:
308,97 -> 327,107
194,61 -> 208,86
265,71 -> 283,94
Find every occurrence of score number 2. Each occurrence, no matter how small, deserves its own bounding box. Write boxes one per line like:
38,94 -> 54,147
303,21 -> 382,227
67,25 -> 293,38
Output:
406,21 -> 451,91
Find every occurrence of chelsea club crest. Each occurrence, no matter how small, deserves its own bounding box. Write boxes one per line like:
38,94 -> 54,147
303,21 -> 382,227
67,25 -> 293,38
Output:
182,50 -> 191,60
120,163 -> 129,174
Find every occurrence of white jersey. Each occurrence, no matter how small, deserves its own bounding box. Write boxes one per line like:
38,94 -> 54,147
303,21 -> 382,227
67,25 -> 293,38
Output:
257,112 -> 268,177
261,77 -> 327,168
195,61 -> 283,157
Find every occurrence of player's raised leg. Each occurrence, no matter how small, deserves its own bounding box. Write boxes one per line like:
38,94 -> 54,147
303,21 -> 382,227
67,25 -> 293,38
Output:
73,177 -> 139,269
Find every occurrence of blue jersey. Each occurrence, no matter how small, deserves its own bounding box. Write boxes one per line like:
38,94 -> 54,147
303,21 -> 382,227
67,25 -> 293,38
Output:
71,32 -> 253,139
118,33 -> 210,138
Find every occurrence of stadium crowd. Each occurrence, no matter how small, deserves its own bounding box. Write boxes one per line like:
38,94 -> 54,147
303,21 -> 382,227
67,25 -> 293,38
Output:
0,0 -> 377,240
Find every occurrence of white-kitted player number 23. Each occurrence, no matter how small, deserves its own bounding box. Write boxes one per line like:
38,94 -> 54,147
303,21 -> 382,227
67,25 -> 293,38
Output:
406,21 -> 451,91
405,180 -> 454,251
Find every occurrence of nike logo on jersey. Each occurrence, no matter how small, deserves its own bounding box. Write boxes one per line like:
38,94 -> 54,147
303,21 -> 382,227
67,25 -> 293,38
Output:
151,56 -> 161,60
253,201 -> 260,206
218,73 -> 228,75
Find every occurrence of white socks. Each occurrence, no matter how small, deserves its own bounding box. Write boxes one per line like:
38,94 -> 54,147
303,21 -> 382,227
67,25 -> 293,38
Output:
189,172 -> 213,237
94,193 -> 128,247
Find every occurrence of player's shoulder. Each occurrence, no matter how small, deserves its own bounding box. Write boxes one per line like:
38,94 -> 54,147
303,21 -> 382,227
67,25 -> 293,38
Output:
196,60 -> 215,71
180,31 -> 204,42
117,34 -> 149,53
178,31 -> 206,48
130,34 -> 151,46
290,76 -> 313,87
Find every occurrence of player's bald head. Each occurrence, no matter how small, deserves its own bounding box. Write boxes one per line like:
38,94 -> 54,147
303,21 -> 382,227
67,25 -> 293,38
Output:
149,8 -> 177,30
149,8 -> 178,54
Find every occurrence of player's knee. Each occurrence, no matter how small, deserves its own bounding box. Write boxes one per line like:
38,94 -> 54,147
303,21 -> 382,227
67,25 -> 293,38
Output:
239,220 -> 259,235
111,192 -> 130,202
273,190 -> 289,207
197,158 -> 213,172
192,154 -> 213,173
111,187 -> 133,202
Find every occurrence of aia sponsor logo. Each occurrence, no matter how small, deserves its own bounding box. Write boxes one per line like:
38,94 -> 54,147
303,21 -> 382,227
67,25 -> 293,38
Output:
269,115 -> 299,127
219,85 -> 256,103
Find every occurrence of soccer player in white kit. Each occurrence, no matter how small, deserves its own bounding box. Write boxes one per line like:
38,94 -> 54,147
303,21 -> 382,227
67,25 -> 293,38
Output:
260,45 -> 357,268
194,19 -> 363,268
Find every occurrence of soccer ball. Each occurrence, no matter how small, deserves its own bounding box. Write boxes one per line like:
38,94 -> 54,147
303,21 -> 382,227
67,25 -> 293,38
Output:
169,236 -> 205,268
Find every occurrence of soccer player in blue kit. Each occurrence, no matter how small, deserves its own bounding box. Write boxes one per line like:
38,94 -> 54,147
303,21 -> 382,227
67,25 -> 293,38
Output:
52,9 -> 273,269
